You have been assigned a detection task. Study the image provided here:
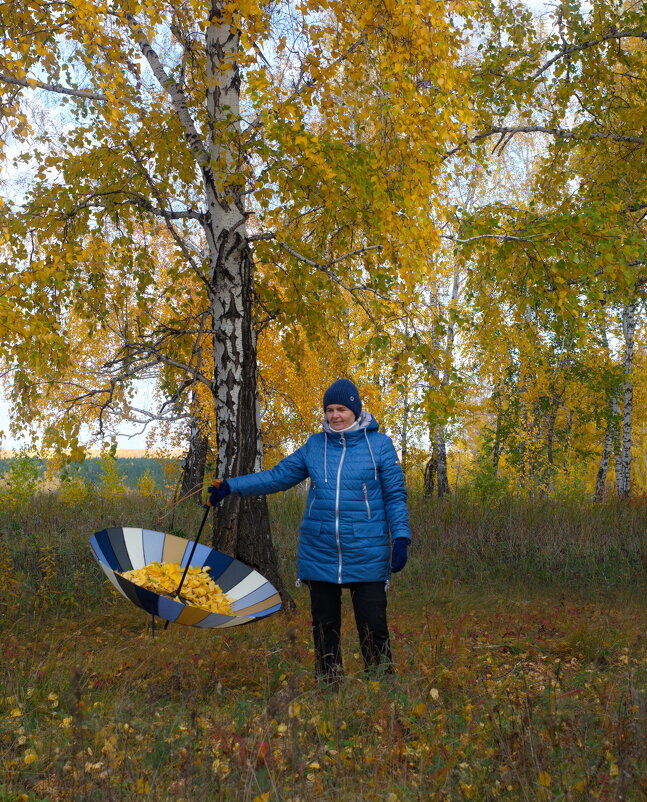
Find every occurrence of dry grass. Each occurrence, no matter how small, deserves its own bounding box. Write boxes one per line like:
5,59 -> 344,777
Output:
0,490 -> 646,800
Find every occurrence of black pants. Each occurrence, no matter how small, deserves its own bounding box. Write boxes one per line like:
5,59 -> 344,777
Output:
308,580 -> 392,679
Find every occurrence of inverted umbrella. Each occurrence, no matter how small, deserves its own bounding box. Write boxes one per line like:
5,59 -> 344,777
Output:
90,522 -> 282,629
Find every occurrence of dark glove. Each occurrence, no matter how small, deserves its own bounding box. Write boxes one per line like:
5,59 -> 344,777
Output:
390,538 -> 409,573
206,479 -> 231,507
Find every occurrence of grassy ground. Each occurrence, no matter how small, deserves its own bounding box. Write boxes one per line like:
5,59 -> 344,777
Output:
1,490 -> 646,800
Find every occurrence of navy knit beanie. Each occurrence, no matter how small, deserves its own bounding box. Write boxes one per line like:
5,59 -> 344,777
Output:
322,379 -> 362,419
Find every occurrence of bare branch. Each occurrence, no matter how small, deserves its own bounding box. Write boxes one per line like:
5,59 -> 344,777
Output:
121,405 -> 190,424
73,190 -> 202,221
127,142 -> 210,287
445,125 -> 644,160
248,232 -> 276,242
279,241 -> 382,274
442,233 -> 546,244
0,73 -> 107,102
325,245 -> 383,270
161,308 -> 210,412
106,345 -> 213,393
531,29 -> 647,81
278,242 -> 389,322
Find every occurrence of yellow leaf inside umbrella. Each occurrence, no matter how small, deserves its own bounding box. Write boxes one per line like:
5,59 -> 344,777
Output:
118,561 -> 234,615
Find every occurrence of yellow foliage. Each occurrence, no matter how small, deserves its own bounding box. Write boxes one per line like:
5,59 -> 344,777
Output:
136,469 -> 159,498
538,770 -> 552,788
98,455 -> 127,502
159,458 -> 183,494
119,562 -> 234,615
58,475 -> 90,505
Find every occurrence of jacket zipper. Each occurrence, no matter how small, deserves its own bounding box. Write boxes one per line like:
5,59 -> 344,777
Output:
362,482 -> 371,520
308,482 -> 316,516
335,433 -> 347,583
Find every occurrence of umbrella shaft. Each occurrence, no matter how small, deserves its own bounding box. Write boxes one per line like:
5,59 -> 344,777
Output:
174,505 -> 211,598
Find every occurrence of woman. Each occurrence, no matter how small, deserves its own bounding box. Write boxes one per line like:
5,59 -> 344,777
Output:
208,379 -> 411,682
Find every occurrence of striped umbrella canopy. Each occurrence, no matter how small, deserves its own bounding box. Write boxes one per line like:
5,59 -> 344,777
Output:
90,526 -> 282,628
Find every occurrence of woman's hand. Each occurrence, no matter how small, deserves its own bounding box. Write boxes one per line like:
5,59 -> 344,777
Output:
390,538 -> 409,573
206,479 -> 231,506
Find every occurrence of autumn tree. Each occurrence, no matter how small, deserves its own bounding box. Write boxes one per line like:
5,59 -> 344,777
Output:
442,0 -> 647,496
0,0 -> 472,589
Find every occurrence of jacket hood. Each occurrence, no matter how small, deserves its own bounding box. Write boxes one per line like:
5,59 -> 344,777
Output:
322,410 -> 378,435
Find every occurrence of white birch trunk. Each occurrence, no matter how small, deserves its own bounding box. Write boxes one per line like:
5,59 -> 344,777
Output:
597,320 -> 622,500
424,454 -> 436,496
616,300 -> 637,498
201,9 -> 289,601
400,369 -> 409,486
426,265 -> 461,497
611,390 -> 623,495
132,5 -> 287,597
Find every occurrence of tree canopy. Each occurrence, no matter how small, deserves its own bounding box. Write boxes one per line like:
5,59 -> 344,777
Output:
1,0 -> 647,518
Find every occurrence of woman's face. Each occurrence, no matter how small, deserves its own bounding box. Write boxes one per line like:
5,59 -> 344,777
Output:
325,404 -> 356,431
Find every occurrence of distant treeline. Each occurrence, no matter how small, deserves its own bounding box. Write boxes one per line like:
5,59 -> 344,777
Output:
0,456 -> 179,488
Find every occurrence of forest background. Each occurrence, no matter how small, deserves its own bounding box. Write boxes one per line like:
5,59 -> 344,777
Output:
0,0 -> 646,798
2,0 -> 647,510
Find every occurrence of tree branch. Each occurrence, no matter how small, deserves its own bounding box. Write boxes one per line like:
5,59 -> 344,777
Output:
248,232 -> 276,242
127,142 -> 210,288
73,190 -> 202,221
442,232 -> 546,244
0,73 -> 107,102
279,242 -> 382,274
531,29 -> 647,81
278,242 -> 389,321
445,125 -> 644,159
124,14 -> 212,175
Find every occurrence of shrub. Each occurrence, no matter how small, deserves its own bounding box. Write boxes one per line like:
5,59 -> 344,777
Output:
98,455 -> 127,503
0,452 -> 40,508
137,469 -> 161,498
58,475 -> 91,505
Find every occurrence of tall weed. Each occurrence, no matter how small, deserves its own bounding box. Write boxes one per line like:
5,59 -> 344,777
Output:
405,491 -> 647,597
0,488 -> 645,617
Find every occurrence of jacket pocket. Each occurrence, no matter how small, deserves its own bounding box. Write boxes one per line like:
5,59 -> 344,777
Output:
299,519 -> 321,539
308,482 -> 316,516
352,521 -> 387,540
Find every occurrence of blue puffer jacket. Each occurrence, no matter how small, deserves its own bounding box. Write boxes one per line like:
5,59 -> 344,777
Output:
227,412 -> 411,584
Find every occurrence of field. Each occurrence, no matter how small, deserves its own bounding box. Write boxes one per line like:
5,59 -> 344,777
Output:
1,490 -> 646,800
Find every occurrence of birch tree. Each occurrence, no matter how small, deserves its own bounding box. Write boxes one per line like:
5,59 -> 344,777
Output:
0,0 -> 470,589
615,300 -> 639,497
444,0 -> 647,497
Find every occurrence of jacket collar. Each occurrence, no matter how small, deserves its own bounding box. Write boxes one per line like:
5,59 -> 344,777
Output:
321,412 -> 379,481
322,411 -> 378,438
